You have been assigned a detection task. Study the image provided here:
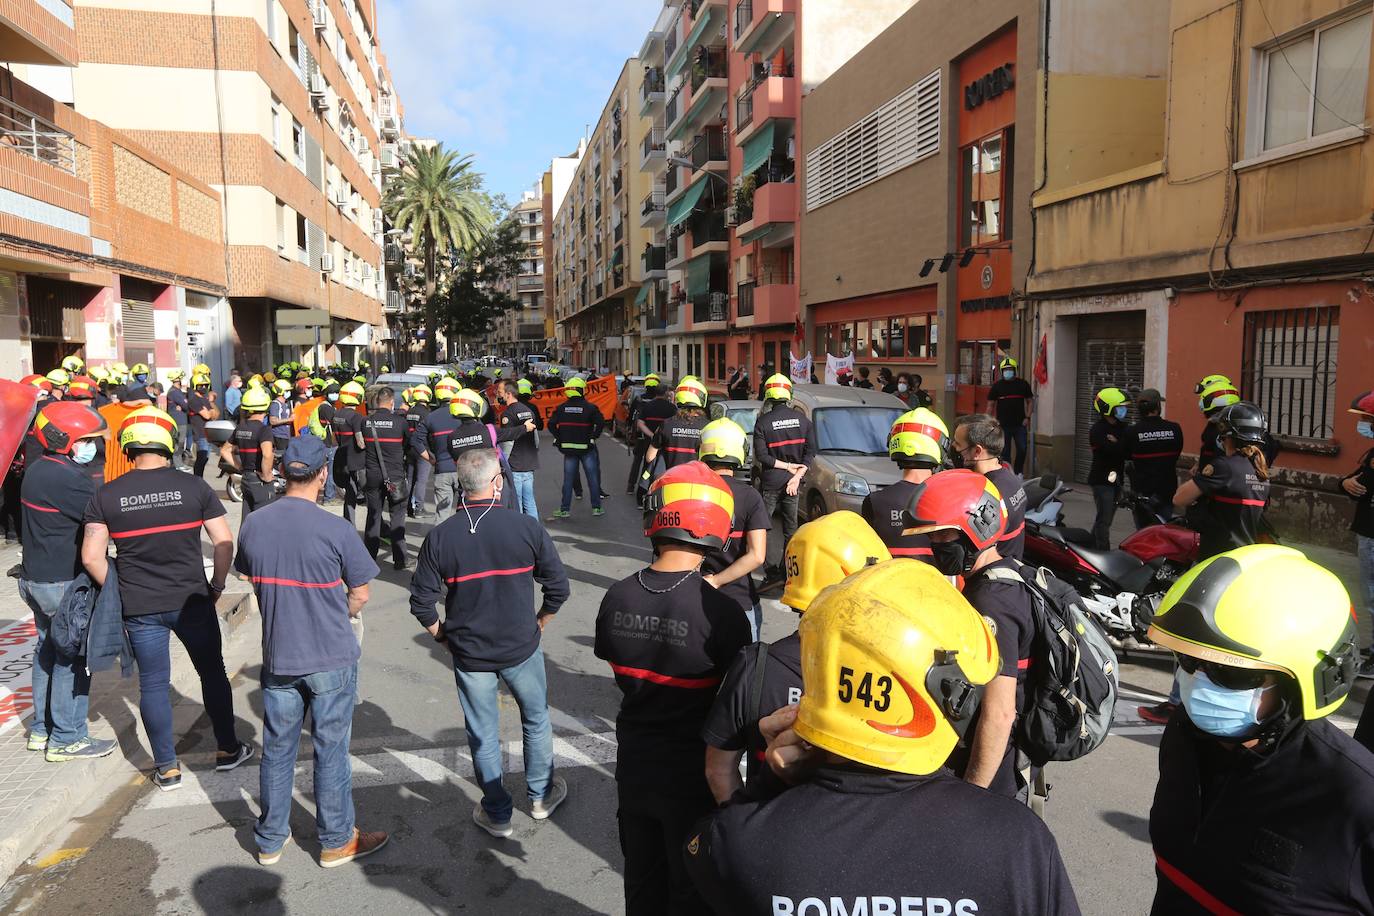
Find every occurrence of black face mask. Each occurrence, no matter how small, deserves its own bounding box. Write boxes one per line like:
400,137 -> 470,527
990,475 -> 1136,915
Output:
930,540 -> 970,577
947,450 -> 966,470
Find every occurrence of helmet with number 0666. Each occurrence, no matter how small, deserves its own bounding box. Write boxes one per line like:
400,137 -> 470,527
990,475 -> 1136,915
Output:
643,461 -> 734,550
796,559 -> 1000,775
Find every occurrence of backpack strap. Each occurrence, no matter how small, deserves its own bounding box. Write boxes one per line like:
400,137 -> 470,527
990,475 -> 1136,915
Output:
747,642 -> 770,748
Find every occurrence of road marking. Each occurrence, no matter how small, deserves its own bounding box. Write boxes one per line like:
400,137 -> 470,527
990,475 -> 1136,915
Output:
34,848 -> 87,869
142,731 -> 619,810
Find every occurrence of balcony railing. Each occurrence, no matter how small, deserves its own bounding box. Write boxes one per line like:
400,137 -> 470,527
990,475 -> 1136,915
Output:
665,163 -> 681,197
690,128 -> 727,169
734,0 -> 753,40
386,290 -> 405,313
693,291 -> 728,323
641,190 -> 665,218
612,170 -> 623,195
665,22 -> 679,61
690,209 -> 729,244
0,99 -> 77,175
690,51 -> 728,93
665,85 -> 683,127
736,89 -> 753,130
613,222 -> 624,243
641,68 -> 665,102
642,245 -> 666,274
612,123 -> 623,148
518,275 -> 544,291
384,243 -> 404,265
641,128 -> 664,161
757,265 -> 794,285
736,280 -> 755,318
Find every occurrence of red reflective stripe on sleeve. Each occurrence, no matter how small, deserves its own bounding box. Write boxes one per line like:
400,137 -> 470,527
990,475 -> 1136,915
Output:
433,430 -> 452,437
110,520 -> 203,539
608,663 -> 721,689
559,422 -> 592,427
444,565 -> 535,584
1001,522 -> 1025,539
238,448 -> 260,454
727,531 -> 744,539
250,576 -> 343,589
1154,854 -> 1242,916
666,447 -> 696,453
770,438 -> 807,447
1210,495 -> 1266,507
1131,451 -> 1181,459
890,547 -> 934,557
363,437 -> 404,443
1017,657 -> 1032,669
20,499 -> 59,513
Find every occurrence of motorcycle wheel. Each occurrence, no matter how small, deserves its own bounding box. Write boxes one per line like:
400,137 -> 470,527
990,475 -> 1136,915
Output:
225,474 -> 243,503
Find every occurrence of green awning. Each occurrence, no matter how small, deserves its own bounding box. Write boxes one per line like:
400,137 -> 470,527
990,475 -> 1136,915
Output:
684,6 -> 720,58
611,246 -> 623,266
737,223 -> 772,245
634,283 -> 651,306
687,253 -> 713,297
741,122 -> 776,177
666,179 -> 708,227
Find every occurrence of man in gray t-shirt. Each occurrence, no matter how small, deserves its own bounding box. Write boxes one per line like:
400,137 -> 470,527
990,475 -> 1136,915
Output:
234,436 -> 388,868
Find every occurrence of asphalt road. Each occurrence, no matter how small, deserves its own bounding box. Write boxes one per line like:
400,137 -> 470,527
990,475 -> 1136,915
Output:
0,435 -> 1361,915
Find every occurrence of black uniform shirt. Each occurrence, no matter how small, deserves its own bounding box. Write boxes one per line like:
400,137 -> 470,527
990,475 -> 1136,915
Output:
753,403 -> 817,492
166,387 -> 188,426
447,418 -> 495,462
986,464 -> 1027,561
231,418 -> 274,474
702,475 -> 771,613
549,400 -> 604,451
362,408 -> 407,479
594,570 -> 751,796
1088,418 -> 1128,486
686,765 -> 1081,916
186,391 -> 212,439
20,453 -> 97,583
700,630 -> 802,802
1151,715 -> 1374,915
497,401 -> 540,473
1191,453 -> 1270,560
404,403 -> 431,455
1125,416 -> 1183,500
1343,446 -> 1374,538
861,479 -> 933,562
652,413 -> 707,469
330,406 -> 366,472
85,467 -> 224,616
988,376 -> 1034,428
418,408 -> 461,474
946,558 -> 1033,798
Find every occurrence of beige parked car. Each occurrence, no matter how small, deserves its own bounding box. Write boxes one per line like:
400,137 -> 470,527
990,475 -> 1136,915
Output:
783,384 -> 908,520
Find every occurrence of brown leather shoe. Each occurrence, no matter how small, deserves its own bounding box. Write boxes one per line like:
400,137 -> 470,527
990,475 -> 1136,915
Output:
319,828 -> 389,868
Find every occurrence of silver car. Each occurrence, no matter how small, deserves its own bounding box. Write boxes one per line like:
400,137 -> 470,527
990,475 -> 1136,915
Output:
784,385 -> 907,520
708,398 -> 762,483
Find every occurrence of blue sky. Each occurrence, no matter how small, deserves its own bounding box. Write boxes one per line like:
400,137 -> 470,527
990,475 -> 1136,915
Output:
375,0 -> 661,204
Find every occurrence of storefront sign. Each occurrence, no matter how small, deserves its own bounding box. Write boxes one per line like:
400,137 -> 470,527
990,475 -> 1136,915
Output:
964,64 -> 1014,110
960,295 -> 1012,313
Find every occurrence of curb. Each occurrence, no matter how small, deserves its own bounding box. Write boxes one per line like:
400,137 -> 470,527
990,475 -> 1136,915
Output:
0,591 -> 257,888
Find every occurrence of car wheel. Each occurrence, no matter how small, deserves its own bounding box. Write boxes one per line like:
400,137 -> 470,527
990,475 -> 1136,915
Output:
807,491 -> 827,522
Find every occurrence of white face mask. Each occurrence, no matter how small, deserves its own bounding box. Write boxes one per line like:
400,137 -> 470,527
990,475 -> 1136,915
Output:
71,440 -> 98,465
897,383 -> 909,393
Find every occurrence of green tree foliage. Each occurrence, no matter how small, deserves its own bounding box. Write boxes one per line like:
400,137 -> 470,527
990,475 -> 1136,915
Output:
433,216 -> 527,339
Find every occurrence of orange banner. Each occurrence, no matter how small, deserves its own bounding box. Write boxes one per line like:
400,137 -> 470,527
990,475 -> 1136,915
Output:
99,402 -> 141,483
515,375 -> 619,425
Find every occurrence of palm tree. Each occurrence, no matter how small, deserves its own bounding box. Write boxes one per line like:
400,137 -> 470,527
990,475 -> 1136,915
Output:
384,144 -> 491,362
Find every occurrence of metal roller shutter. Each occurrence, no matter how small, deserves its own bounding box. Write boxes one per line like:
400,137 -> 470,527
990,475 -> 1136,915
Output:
1073,312 -> 1146,484
121,298 -> 156,368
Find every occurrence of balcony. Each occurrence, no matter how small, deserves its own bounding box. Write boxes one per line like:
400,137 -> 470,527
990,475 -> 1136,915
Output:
664,161 -> 682,199
736,280 -> 754,319
613,221 -> 624,243
640,188 -> 665,227
0,0 -> 77,66
664,18 -> 679,63
688,208 -> 729,250
639,67 -> 665,115
640,127 -> 666,170
384,242 -> 404,265
612,169 -> 623,196
641,244 -> 666,279
734,0 -> 796,56
1,91 -> 76,175
385,290 -> 405,314
693,291 -> 729,325
736,87 -> 753,132
518,275 -> 544,291
665,84 -> 685,137
738,267 -> 797,327
736,171 -> 797,245
690,127 -> 727,171
380,94 -> 400,138
735,71 -> 797,145
665,230 -> 689,270
684,0 -> 726,56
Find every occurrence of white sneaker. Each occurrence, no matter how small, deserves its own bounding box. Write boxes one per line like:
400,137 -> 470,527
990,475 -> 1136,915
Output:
472,803 -> 513,838
531,776 -> 568,820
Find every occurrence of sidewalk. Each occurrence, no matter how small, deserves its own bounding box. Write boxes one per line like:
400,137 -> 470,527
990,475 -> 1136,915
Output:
0,485 -> 260,885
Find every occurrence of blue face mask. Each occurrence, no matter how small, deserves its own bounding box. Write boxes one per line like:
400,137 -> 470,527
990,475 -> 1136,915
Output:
1178,668 -> 1271,739
1359,420 -> 1374,439
133,373 -> 148,385
1113,406 -> 1128,420
71,440 -> 98,465
1002,369 -> 1014,381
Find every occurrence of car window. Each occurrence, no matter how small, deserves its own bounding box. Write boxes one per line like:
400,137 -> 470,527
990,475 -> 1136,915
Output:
726,408 -> 758,432
813,407 -> 903,455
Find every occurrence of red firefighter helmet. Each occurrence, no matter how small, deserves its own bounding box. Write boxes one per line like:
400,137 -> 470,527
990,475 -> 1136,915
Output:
33,402 -> 108,455
66,375 -> 97,400
643,461 -> 735,550
902,468 -> 1007,552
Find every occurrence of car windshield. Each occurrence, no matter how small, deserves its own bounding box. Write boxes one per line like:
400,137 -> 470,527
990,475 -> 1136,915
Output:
813,406 -> 903,456
725,407 -> 758,431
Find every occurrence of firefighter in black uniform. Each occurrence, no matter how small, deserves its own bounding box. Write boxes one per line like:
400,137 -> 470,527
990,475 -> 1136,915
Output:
640,379 -> 708,499
331,381 -> 367,524
1172,401 -> 1271,561
1124,388 -> 1183,525
752,373 -> 816,588
696,418 -> 770,640
1087,386 -> 1131,550
952,412 -> 1028,561
405,384 -> 433,517
361,387 -> 409,570
626,374 -> 670,494
1147,545 -> 1371,914
224,385 -> 277,518
861,407 -> 946,563
594,462 -> 752,916
685,559 -> 1081,915
549,376 -> 605,519
448,388 -> 518,512
702,511 -> 890,804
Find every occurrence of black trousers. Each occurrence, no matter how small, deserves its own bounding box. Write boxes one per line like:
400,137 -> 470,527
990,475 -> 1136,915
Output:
626,440 -> 648,492
334,457 -> 361,523
0,471 -> 20,540
240,475 -> 277,521
363,474 -> 406,565
761,487 -> 799,574
616,781 -> 713,916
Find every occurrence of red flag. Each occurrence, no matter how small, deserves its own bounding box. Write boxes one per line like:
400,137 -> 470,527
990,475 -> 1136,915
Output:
1033,333 -> 1049,386
792,313 -> 805,358
0,381 -> 39,488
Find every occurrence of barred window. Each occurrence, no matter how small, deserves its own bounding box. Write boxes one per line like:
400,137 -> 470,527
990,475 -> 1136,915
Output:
1241,306 -> 1339,442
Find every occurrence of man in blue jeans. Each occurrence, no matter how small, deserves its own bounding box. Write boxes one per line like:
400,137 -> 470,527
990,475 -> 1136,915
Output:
82,406 -> 252,791
409,448 -> 571,838
19,401 -> 115,761
236,436 -> 388,867
548,376 -> 605,520
496,379 -> 541,520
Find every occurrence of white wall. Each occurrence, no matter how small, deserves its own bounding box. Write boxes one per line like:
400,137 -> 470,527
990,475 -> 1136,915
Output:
74,64 -> 268,135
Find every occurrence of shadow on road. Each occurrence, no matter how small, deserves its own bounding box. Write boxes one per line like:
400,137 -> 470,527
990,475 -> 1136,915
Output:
1101,810 -> 1151,843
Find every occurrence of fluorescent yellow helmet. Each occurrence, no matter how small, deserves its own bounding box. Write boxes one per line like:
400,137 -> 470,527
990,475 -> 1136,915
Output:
339,381 -> 365,406
434,377 -> 462,401
763,373 -> 793,402
88,366 -> 110,383
517,378 -> 534,396
1148,545 -> 1359,721
675,376 -> 707,409
129,363 -> 150,377
240,387 -> 272,413
564,376 -> 586,396
411,384 -> 433,403
449,388 -> 487,419
888,408 -> 949,469
60,355 -> 85,374
271,379 -> 292,396
796,559 -> 999,775
166,368 -> 185,382
118,406 -> 178,455
698,417 -> 747,469
1199,376 -> 1241,414
247,374 -> 265,389
1094,387 -> 1129,416
45,368 -> 71,387
782,510 -> 893,612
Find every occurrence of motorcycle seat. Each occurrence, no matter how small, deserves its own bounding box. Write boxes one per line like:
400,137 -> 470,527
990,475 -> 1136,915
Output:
1037,525 -> 1094,546
1069,543 -> 1145,582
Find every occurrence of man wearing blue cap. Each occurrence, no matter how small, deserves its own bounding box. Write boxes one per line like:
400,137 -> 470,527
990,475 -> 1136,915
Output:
234,435 -> 389,868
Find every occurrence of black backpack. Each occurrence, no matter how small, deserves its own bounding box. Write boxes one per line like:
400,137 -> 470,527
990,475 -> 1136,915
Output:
981,560 -> 1119,765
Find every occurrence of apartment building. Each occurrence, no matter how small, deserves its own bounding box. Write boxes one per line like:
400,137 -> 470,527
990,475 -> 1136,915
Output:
636,0 -> 919,387
62,0 -> 401,372
1026,0 -> 1374,545
1,0 -> 229,381
542,141 -> 583,353
487,187 -> 547,358
551,59 -> 652,373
